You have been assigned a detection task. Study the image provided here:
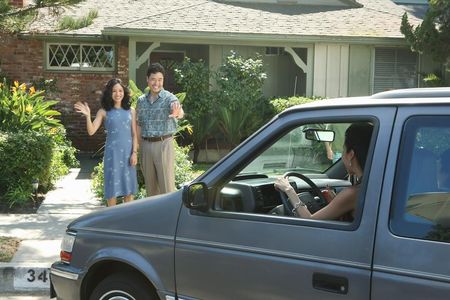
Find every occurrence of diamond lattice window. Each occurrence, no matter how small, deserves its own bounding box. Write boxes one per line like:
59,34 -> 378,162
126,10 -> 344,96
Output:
47,43 -> 115,71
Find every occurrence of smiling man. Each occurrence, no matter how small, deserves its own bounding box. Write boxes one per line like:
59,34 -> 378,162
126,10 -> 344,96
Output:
136,63 -> 184,196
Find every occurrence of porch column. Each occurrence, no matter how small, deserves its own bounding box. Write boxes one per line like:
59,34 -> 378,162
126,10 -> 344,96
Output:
128,39 -> 161,82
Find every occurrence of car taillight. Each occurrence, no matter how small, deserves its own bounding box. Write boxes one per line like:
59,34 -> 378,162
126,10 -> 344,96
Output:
60,250 -> 72,263
60,231 -> 76,264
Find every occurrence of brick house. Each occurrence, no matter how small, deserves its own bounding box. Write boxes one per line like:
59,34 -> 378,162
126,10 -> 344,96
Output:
0,0 -> 439,153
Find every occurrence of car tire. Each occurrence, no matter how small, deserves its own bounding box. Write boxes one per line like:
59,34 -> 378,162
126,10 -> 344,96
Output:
89,272 -> 157,300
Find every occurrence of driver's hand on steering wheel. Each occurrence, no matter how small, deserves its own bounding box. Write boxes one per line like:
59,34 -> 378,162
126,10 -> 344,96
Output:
274,177 -> 294,194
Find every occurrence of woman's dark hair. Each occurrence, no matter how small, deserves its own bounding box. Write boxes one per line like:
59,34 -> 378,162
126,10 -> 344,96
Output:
146,62 -> 165,77
344,123 -> 374,169
100,78 -> 131,111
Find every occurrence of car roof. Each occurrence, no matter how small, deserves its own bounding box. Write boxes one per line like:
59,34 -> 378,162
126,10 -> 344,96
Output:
282,88 -> 450,115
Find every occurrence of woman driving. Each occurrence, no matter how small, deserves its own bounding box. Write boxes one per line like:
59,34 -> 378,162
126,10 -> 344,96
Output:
274,123 -> 373,220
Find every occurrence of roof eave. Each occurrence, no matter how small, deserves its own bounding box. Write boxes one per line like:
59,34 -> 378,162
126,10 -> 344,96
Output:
102,28 -> 408,46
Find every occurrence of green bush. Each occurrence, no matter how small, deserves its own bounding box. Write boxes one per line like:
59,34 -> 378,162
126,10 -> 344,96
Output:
91,143 -> 195,201
270,96 -> 324,114
214,51 -> 268,148
0,131 -> 53,207
0,0 -> 10,14
0,79 -> 78,207
174,58 -> 217,162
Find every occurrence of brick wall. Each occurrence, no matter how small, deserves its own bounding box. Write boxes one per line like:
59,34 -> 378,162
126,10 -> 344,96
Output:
0,33 -> 130,152
8,0 -> 29,7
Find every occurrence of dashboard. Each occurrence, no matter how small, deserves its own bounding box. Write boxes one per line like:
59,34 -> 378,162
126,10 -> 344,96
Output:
217,175 -> 351,215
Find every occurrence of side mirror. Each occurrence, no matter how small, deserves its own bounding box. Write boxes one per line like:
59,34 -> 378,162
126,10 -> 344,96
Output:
182,182 -> 209,211
304,128 -> 335,142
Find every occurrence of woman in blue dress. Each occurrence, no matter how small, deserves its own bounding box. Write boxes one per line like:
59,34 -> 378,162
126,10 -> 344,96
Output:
74,78 -> 138,206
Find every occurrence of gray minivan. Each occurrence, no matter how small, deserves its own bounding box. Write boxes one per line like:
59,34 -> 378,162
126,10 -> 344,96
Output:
51,88 -> 450,300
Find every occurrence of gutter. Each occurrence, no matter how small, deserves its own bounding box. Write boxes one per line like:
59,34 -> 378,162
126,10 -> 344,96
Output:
18,29 -> 408,47
100,28 -> 408,46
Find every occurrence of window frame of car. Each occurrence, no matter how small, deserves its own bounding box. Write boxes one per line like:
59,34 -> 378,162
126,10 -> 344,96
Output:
390,115 -> 450,243
185,110 -> 380,232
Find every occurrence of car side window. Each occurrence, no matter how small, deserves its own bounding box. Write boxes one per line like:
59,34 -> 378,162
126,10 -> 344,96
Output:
213,121 -> 372,224
390,116 -> 450,243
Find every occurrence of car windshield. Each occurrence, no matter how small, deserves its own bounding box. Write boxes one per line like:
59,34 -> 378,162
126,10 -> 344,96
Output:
240,123 -> 350,176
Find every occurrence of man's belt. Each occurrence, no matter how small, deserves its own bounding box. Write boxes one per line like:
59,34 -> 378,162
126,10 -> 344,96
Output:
142,134 -> 172,142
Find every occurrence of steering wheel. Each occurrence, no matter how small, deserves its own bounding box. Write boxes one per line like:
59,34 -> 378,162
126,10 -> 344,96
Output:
279,171 -> 327,216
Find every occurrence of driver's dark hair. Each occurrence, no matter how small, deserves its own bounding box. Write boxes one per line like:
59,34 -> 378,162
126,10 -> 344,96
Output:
344,123 -> 373,169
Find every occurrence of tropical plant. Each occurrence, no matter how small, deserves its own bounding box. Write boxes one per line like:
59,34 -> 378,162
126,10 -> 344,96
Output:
422,72 -> 446,87
0,79 -> 61,132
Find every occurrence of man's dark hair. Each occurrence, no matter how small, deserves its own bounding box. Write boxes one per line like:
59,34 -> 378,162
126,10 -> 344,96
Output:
147,62 -> 165,77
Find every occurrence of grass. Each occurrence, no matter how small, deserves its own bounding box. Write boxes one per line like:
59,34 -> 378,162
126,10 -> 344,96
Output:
0,236 -> 21,262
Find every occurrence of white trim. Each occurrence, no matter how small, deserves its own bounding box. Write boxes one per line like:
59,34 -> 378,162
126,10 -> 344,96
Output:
46,42 -> 115,72
136,41 -> 161,69
283,47 -> 307,72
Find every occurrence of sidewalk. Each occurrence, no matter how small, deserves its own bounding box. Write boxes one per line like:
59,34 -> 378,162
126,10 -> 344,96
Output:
0,154 -> 102,296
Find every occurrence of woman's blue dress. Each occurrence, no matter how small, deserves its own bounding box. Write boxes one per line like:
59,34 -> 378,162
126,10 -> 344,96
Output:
103,108 -> 138,199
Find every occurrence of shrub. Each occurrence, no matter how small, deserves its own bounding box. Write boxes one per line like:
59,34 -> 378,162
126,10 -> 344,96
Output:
0,131 -> 53,207
0,0 -> 10,14
270,96 -> 324,114
0,79 -> 78,207
174,58 -> 217,162
214,51 -> 268,148
91,143 -> 195,201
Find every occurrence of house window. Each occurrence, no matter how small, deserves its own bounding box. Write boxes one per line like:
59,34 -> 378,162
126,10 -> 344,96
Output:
265,47 -> 285,56
46,43 -> 115,71
373,48 -> 418,94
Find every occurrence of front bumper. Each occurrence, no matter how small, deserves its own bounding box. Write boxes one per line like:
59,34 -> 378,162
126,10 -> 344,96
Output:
50,262 -> 83,300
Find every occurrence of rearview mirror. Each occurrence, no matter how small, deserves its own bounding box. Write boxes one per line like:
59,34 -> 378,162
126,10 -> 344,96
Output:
304,128 -> 335,142
182,182 -> 209,211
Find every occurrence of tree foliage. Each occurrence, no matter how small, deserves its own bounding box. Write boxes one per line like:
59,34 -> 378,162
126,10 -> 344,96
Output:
0,0 -> 84,33
401,0 -> 450,68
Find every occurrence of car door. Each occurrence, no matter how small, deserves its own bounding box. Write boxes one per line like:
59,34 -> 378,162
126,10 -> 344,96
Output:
175,107 -> 396,300
372,106 -> 450,299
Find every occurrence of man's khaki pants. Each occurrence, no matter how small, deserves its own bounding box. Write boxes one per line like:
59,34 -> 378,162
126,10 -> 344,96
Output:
140,137 -> 175,196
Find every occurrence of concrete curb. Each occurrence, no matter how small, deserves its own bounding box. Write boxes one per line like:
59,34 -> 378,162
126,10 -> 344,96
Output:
0,263 -> 51,293
0,154 -> 101,295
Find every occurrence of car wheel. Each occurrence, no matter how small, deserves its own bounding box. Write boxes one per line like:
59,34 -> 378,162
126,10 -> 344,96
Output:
89,272 -> 157,300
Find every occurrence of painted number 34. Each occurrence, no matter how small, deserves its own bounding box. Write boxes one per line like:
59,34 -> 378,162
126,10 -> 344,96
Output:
27,269 -> 48,283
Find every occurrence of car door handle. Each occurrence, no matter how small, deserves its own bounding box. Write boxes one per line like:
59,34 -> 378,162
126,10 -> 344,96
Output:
312,272 -> 348,294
